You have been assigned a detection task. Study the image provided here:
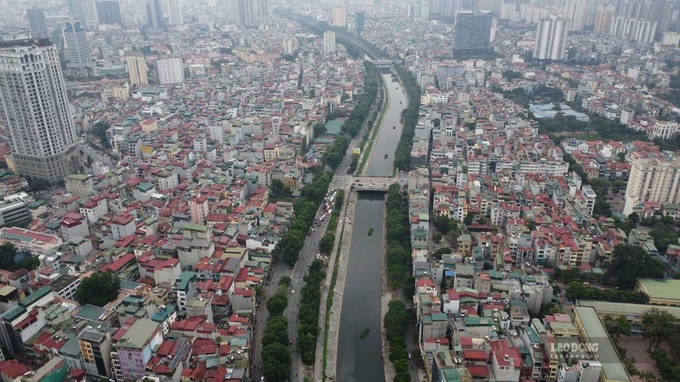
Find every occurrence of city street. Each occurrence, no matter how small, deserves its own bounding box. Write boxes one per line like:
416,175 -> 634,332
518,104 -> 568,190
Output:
81,138 -> 115,168
251,57 -> 383,382
251,182 -> 347,382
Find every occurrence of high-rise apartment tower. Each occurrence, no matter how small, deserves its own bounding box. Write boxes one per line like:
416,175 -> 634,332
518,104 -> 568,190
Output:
0,39 -> 81,181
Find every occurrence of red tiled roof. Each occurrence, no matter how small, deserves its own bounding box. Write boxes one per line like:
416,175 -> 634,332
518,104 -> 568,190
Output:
0,360 -> 30,378
99,253 -> 136,273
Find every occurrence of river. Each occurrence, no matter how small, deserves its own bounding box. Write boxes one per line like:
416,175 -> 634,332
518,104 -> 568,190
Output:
363,73 -> 409,177
336,193 -> 386,382
336,70 -> 407,382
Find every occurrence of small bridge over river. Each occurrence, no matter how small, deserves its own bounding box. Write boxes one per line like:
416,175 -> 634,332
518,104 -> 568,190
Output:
350,176 -> 407,191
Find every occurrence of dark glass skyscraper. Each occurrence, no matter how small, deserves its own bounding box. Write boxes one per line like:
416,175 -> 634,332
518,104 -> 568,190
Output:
146,0 -> 164,29
26,8 -> 48,38
453,11 -> 492,50
355,11 -> 365,35
96,0 -> 122,25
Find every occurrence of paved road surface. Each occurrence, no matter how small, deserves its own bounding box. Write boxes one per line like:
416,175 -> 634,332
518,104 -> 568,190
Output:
251,59 -> 384,382
81,137 -> 115,168
250,199 -> 334,382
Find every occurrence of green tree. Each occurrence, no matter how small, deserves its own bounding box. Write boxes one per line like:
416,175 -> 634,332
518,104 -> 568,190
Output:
262,315 -> 289,347
16,255 -> 39,271
313,123 -> 327,136
606,244 -> 665,290
503,70 -> 522,80
296,259 -> 326,365
628,212 -> 640,227
254,285 -> 265,300
642,308 -> 676,350
278,275 -> 292,287
319,233 -> 335,255
464,212 -> 474,225
262,342 -> 292,382
650,348 -> 680,381
266,293 -> 288,316
28,178 -> 51,192
0,242 -> 17,271
603,315 -> 631,342
75,272 -> 120,307
649,227 -> 678,254
433,215 -> 452,234
564,282 -> 649,304
92,121 -> 111,148
270,179 -> 292,201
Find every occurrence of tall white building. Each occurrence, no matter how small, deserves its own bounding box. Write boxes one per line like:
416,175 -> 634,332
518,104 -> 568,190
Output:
610,16 -> 657,43
81,0 -> 99,27
563,0 -> 585,31
0,39 -> 80,181
156,57 -> 184,84
624,151 -> 680,215
62,21 -> 93,68
415,0 -> 430,19
166,0 -> 183,25
323,31 -> 336,54
649,121 -> 679,140
332,6 -> 346,27
126,55 -> 148,86
282,36 -> 296,54
256,0 -> 268,19
499,0 -> 518,20
534,15 -> 568,61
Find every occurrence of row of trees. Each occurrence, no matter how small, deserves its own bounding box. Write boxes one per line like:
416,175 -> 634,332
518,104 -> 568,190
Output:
650,348 -> 680,381
556,244 -> 664,287
319,191 -> 345,256
602,307 -> 680,381
262,284 -> 291,382
564,282 -> 649,304
323,61 -> 380,171
384,300 -> 412,382
272,171 -> 333,266
347,154 -> 359,175
385,184 -> 414,292
393,65 -> 421,172
643,308 -> 680,381
606,244 -> 665,290
297,259 -> 326,365
563,244 -> 665,303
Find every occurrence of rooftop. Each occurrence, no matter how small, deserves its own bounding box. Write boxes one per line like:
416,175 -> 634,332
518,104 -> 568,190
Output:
115,318 -> 159,349
573,306 -> 631,382
636,278 -> 680,301
48,274 -> 79,293
579,300 -> 680,318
